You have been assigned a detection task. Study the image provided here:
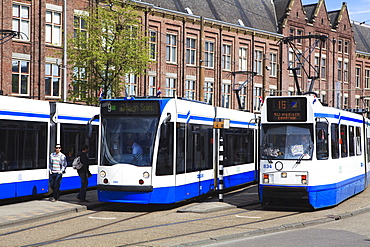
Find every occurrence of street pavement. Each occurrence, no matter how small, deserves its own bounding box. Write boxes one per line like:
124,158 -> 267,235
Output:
0,185 -> 369,246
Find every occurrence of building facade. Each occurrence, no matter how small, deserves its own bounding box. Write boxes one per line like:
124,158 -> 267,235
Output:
1,0 -> 370,111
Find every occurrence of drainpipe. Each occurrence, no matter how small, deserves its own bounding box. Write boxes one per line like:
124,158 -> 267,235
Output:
63,0 -> 67,102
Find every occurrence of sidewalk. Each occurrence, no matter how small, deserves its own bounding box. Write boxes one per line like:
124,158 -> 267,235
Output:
0,190 -> 104,229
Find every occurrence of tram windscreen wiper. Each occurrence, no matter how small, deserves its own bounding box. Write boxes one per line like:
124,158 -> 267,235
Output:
296,145 -> 312,164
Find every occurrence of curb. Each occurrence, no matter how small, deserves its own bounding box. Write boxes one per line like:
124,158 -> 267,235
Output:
173,206 -> 370,247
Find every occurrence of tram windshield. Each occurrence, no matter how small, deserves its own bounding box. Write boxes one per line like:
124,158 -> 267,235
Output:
101,116 -> 159,166
261,124 -> 314,160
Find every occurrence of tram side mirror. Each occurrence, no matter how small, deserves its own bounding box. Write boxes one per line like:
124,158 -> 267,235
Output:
161,113 -> 171,139
86,114 -> 99,139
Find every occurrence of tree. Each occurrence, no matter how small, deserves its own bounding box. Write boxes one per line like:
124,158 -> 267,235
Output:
68,0 -> 151,105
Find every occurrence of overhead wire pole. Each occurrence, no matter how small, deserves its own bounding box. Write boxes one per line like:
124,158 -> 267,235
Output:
280,35 -> 328,95
231,71 -> 256,110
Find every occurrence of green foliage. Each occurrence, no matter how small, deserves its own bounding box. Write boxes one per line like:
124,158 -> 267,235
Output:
67,0 -> 151,105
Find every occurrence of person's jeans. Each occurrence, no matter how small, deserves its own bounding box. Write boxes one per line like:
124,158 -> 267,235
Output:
77,171 -> 89,200
49,173 -> 62,200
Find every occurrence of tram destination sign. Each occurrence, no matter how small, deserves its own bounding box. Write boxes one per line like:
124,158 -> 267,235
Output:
101,100 -> 160,116
267,97 -> 307,122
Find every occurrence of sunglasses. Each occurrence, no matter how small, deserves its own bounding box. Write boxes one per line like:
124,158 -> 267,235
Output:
55,147 -> 61,149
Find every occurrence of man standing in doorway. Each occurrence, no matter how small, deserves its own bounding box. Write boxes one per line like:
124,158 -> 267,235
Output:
49,144 -> 67,202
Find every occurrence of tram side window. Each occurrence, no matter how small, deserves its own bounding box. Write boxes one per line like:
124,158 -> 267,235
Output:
156,122 -> 174,176
61,124 -> 98,166
355,127 -> 362,156
331,123 -> 340,159
349,126 -> 355,156
224,128 -> 254,166
176,123 -> 185,174
340,125 -> 348,157
316,122 -> 328,160
0,120 -> 48,171
186,124 -> 213,173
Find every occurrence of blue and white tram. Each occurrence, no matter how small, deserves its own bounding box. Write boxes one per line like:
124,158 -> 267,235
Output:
0,96 -> 50,199
97,97 -> 258,204
259,95 -> 370,209
50,102 -> 99,191
0,96 -> 99,200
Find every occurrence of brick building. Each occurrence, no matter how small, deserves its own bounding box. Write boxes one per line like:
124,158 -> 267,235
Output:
1,0 -> 370,112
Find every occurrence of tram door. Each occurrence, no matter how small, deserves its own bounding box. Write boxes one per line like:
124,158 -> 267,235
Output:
175,123 -> 214,200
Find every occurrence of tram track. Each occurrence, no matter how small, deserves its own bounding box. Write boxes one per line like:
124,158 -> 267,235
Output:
10,203 -> 302,247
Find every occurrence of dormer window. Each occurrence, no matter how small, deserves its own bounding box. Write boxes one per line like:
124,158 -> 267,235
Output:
185,7 -> 193,15
238,19 -> 245,26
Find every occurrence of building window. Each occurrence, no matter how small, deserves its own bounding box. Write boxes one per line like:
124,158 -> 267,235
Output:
186,38 -> 196,65
72,67 -> 87,99
221,44 -> 231,70
46,10 -> 62,46
221,83 -> 231,108
45,64 -> 60,97
314,56 -> 319,77
343,96 -> 348,109
338,39 -> 342,53
321,94 -> 326,105
288,50 -> 302,75
254,50 -> 263,75
239,47 -> 248,71
166,78 -> 176,97
343,62 -> 348,82
344,41 -> 349,54
149,30 -> 157,60
204,82 -> 213,104
338,61 -> 342,81
239,87 -> 247,110
148,76 -> 156,96
356,67 -> 361,88
12,4 -> 29,41
356,98 -> 360,109
365,69 -> 370,89
205,41 -> 214,68
166,34 -> 177,63
253,86 -> 262,111
185,80 -> 196,100
74,15 -> 87,39
270,52 -> 277,77
321,58 -> 326,79
296,29 -> 303,44
12,60 -> 29,95
126,74 -> 137,96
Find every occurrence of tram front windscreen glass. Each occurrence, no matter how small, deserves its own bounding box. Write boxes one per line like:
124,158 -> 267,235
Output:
260,124 -> 314,160
100,101 -> 160,166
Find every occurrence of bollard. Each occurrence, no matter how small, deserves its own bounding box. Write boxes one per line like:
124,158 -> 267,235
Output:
219,136 -> 224,202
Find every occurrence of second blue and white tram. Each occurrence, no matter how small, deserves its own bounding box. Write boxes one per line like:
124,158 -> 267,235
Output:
97,97 -> 258,204
259,95 -> 370,209
0,96 -> 99,201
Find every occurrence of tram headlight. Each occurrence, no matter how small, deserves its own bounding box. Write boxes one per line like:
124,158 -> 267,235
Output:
100,170 -> 106,178
263,173 -> 269,183
143,171 -> 150,179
